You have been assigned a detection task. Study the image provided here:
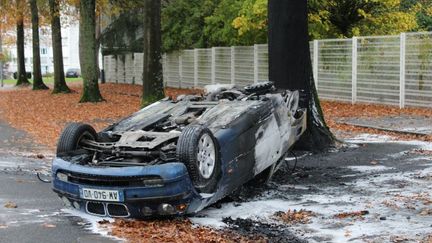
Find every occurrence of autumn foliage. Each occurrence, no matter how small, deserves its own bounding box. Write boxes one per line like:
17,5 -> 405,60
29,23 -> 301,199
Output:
106,218 -> 263,243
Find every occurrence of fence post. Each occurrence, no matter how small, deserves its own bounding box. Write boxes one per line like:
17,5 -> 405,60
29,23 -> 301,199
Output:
231,46 -> 235,85
352,37 -> 358,104
313,40 -> 319,90
178,52 -> 182,88
254,45 -> 259,83
162,54 -> 166,87
211,47 -> 216,84
399,33 -> 406,109
194,49 -> 198,88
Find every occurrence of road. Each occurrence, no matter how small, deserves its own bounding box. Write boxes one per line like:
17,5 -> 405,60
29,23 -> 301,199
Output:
1,116 -> 432,242
0,119 -> 116,243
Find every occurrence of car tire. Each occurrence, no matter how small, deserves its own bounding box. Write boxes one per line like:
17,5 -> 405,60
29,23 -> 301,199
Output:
244,81 -> 274,95
177,125 -> 220,193
56,123 -> 97,155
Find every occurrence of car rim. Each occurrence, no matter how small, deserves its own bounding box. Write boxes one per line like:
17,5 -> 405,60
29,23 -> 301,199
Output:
197,133 -> 216,179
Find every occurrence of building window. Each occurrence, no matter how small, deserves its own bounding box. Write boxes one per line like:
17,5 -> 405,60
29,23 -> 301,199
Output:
41,48 -> 48,55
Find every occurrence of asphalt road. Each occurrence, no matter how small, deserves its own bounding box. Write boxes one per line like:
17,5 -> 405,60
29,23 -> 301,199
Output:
1,116 -> 431,242
0,120 -> 116,243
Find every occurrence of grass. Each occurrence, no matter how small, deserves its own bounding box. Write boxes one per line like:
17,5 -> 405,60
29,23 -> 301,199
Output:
0,77 -> 82,85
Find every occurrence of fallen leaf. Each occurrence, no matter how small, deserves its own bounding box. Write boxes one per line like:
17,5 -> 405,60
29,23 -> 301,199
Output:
419,208 -> 432,216
344,230 -> 352,237
390,235 -> 409,242
4,202 -> 17,209
42,223 -> 56,228
108,218 -> 265,242
334,210 -> 369,219
274,209 -> 315,224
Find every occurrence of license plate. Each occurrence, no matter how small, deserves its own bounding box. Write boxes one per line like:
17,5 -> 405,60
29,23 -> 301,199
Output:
81,188 -> 122,202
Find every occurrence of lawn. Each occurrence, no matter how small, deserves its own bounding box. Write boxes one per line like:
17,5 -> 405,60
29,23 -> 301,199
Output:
1,77 -> 82,85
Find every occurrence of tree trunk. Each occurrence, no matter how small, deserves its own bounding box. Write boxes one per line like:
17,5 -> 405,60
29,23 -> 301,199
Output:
49,0 -> 70,93
96,13 -> 103,84
30,0 -> 49,90
79,0 -> 103,102
268,0 -> 335,151
15,0 -> 31,87
142,0 -> 164,107
0,25 -> 3,87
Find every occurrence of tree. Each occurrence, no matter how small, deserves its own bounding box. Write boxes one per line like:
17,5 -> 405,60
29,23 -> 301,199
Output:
268,0 -> 335,151
15,0 -> 31,86
204,0 -> 247,46
402,0 -> 432,31
141,0 -> 164,106
30,0 -> 49,90
49,0 -> 70,93
162,0 -> 220,52
236,0 -> 420,40
161,0 -> 260,52
79,0 -> 103,102
232,0 -> 268,43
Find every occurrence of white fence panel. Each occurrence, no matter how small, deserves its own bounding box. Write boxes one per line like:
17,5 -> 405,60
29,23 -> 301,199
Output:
104,31 -> 432,109
164,51 -> 180,88
196,49 -> 212,87
214,47 -> 231,84
357,36 -> 400,106
103,56 -> 110,82
104,56 -> 117,83
405,32 -> 432,108
318,39 -> 352,102
180,50 -> 194,88
234,46 -> 254,87
116,55 -> 125,83
256,44 -> 269,81
133,53 -> 143,85
125,54 -> 134,84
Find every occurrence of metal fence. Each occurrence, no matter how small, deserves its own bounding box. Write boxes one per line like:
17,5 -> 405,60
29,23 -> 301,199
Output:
103,31 -> 432,108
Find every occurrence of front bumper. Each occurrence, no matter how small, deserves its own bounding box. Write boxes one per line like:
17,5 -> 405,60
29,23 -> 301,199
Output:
52,158 -> 203,218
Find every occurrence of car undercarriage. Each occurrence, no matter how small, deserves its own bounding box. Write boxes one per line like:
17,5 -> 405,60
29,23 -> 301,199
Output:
60,82 -> 301,169
52,81 -> 307,217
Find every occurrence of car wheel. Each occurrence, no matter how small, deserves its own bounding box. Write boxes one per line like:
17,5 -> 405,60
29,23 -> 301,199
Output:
177,125 -> 220,193
56,123 -> 97,155
244,81 -> 274,95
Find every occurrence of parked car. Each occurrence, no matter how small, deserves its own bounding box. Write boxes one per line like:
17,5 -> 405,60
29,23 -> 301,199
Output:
13,72 -> 32,79
51,81 -> 307,218
65,68 -> 80,78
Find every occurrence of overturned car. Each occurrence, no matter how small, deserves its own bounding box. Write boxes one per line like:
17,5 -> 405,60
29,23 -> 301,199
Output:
52,81 -> 307,218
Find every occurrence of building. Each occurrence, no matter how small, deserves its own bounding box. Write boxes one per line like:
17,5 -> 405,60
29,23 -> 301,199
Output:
6,23 -> 80,77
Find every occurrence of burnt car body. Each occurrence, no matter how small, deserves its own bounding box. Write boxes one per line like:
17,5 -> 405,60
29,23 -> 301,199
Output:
52,82 -> 307,218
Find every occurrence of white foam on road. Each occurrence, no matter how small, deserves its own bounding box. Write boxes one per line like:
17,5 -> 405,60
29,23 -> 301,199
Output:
345,165 -> 394,172
49,134 -> 432,242
190,135 -> 432,242
61,209 -> 120,241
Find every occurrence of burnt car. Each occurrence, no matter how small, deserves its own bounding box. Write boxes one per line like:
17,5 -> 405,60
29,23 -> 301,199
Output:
52,81 -> 306,218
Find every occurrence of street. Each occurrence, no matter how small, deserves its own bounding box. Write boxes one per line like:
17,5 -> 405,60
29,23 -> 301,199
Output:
0,120 -> 116,243
1,116 -> 432,242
